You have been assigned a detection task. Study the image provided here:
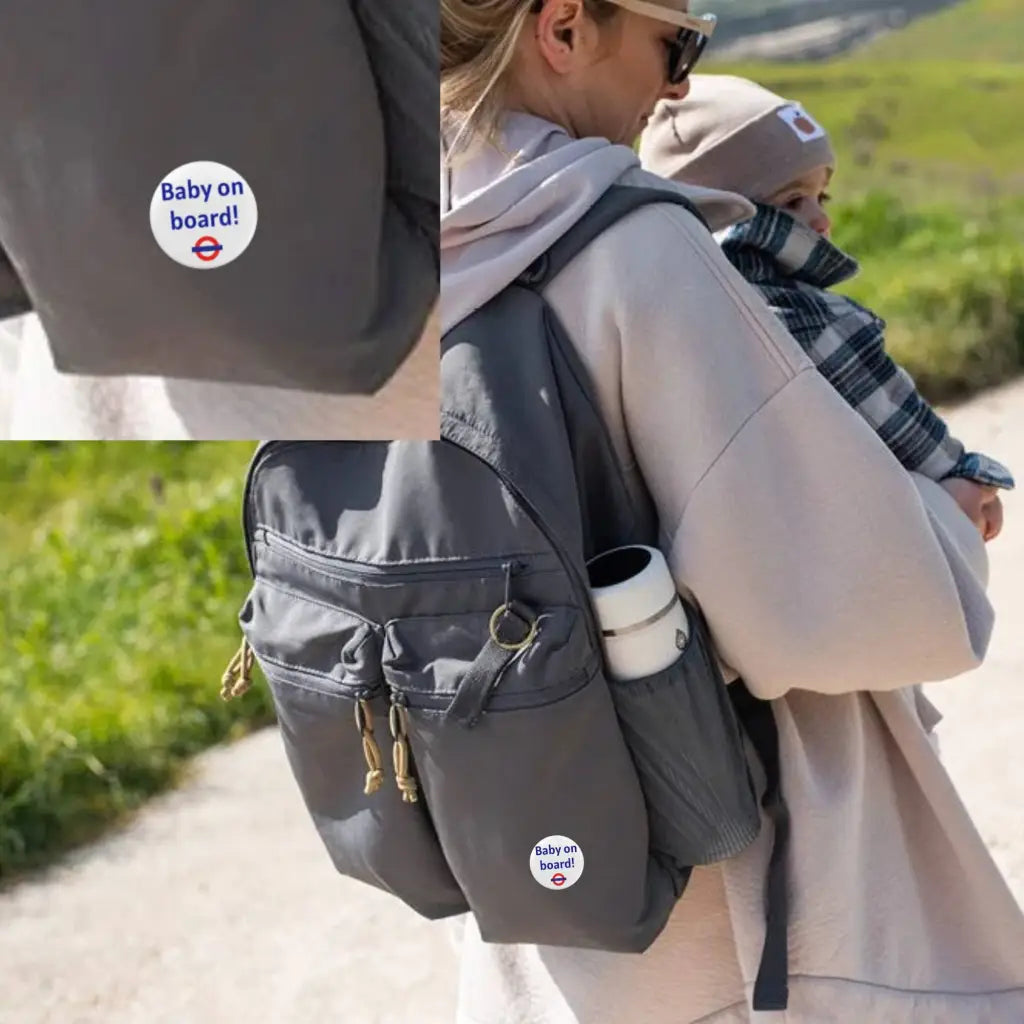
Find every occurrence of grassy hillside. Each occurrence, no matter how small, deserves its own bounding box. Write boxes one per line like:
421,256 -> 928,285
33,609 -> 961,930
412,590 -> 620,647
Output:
859,0 -> 1024,62
0,442 -> 273,879
713,59 -> 1024,200
708,0 -> 1024,201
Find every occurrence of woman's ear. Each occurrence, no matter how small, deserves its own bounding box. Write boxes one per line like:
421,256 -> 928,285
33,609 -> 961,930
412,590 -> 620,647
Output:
535,0 -> 587,73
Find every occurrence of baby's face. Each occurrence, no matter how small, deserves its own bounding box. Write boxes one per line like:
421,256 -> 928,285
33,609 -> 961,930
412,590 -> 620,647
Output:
764,165 -> 833,239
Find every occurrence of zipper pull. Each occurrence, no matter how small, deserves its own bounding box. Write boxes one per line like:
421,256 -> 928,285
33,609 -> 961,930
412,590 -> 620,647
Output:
354,698 -> 385,796
388,695 -> 419,804
220,637 -> 254,700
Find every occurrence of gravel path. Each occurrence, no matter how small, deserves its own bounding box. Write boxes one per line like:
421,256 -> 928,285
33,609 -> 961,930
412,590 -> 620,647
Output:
1,378 -> 1021,1024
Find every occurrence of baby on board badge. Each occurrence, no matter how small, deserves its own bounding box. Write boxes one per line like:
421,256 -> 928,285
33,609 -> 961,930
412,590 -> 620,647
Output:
530,835 -> 585,890
150,160 -> 258,269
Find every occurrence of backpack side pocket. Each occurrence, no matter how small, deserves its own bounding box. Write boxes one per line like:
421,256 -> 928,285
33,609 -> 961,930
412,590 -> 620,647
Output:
607,599 -> 761,870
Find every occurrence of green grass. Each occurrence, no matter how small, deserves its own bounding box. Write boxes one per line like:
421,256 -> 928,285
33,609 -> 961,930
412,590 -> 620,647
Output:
859,0 -> 1024,63
830,192 -> 1024,400
0,442 -> 273,879
711,59 -> 1024,201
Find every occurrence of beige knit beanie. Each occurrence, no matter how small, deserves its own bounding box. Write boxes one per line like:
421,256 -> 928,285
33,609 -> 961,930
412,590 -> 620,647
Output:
638,74 -> 836,203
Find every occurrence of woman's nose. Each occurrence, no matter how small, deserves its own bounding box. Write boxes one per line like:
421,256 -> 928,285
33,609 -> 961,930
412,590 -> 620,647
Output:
661,79 -> 691,103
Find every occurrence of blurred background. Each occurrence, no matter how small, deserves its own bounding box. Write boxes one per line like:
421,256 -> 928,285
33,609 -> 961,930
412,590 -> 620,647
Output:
0,442 -> 269,878
1,1 -> 1022,1021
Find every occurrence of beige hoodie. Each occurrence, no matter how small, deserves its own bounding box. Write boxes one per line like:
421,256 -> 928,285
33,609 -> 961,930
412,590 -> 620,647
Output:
441,114 -> 1024,1022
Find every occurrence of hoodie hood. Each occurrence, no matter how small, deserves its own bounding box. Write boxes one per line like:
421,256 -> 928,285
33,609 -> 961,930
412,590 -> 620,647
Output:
440,112 -> 755,333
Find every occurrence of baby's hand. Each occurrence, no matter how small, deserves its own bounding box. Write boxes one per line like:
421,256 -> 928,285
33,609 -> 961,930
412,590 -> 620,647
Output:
940,478 -> 1004,542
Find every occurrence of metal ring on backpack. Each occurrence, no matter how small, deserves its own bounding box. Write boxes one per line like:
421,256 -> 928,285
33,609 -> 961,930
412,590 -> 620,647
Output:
489,602 -> 538,651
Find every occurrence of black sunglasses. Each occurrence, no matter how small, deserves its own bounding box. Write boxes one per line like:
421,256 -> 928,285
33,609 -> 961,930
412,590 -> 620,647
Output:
665,16 -> 715,85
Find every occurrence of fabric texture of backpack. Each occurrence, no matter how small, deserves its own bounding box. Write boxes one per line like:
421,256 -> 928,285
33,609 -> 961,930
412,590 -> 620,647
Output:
0,245 -> 30,321
226,186 -> 790,1011
0,0 -> 436,394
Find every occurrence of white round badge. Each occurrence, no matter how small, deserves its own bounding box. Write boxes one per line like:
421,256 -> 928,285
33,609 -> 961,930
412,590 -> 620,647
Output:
530,835 -> 584,890
150,161 -> 257,269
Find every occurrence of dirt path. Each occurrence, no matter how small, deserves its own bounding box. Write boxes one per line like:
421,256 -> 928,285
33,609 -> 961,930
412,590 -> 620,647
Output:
1,379 -> 1021,1024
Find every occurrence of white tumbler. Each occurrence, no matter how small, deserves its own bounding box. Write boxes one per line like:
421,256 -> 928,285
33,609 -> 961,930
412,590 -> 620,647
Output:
585,545 -> 690,681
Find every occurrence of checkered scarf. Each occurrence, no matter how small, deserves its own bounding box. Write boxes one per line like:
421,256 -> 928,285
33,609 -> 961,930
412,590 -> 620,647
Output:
719,203 -> 1015,490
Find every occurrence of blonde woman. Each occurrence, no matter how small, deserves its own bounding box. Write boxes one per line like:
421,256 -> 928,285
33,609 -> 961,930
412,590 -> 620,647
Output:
441,1 -> 1024,1021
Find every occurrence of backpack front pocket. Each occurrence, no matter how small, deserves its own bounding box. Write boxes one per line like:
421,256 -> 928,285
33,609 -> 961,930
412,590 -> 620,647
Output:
240,579 -> 467,919
381,604 -> 683,951
607,600 -> 761,870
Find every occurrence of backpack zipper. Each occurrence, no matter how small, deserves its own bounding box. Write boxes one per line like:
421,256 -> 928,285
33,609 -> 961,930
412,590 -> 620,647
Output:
251,528 -> 539,585
220,635 -> 255,700
354,693 -> 386,795
387,691 -> 419,804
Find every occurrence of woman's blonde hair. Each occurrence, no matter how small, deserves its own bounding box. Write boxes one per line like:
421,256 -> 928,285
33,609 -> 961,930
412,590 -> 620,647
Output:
441,0 -> 619,159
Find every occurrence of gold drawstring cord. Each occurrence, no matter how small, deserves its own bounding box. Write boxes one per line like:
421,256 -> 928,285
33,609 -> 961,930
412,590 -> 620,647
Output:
389,700 -> 419,804
354,699 -> 385,795
220,637 -> 255,700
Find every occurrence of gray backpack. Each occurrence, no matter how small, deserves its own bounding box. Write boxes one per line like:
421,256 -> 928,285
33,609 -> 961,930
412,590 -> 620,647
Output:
224,186 -> 790,1011
0,0 -> 435,394
0,246 -> 27,321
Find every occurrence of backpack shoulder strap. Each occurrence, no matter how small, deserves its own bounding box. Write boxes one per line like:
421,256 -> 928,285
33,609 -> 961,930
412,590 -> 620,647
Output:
518,185 -> 710,290
508,184 -> 711,559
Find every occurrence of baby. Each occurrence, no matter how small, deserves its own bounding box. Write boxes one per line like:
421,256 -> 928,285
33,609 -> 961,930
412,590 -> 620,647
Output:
639,75 -> 1013,541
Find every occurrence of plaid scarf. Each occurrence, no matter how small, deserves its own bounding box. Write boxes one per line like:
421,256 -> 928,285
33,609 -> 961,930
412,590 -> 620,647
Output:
719,204 -> 1014,490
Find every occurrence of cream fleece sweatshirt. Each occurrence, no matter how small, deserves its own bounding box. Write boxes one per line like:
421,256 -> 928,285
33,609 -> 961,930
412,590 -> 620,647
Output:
441,113 -> 1024,1022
